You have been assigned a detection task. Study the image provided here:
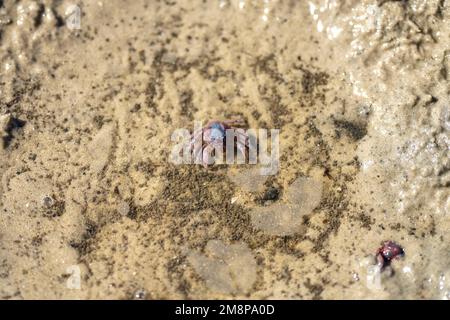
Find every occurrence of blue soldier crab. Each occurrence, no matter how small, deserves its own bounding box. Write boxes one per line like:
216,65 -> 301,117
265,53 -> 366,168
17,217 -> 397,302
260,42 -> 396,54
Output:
188,119 -> 249,167
376,240 -> 404,269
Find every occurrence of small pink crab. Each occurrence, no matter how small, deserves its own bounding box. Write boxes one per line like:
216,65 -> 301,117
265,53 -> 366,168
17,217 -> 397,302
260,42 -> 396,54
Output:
376,240 -> 404,269
188,119 -> 249,167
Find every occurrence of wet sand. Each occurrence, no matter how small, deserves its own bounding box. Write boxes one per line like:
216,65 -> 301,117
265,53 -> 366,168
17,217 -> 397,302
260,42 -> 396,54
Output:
0,0 -> 449,299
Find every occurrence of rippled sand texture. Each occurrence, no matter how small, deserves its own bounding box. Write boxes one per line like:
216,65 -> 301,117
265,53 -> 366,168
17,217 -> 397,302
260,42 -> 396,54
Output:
0,0 -> 449,299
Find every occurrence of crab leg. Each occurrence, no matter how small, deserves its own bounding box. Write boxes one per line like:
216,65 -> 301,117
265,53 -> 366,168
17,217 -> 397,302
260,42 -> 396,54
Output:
202,144 -> 216,168
234,129 -> 249,146
236,132 -> 249,146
